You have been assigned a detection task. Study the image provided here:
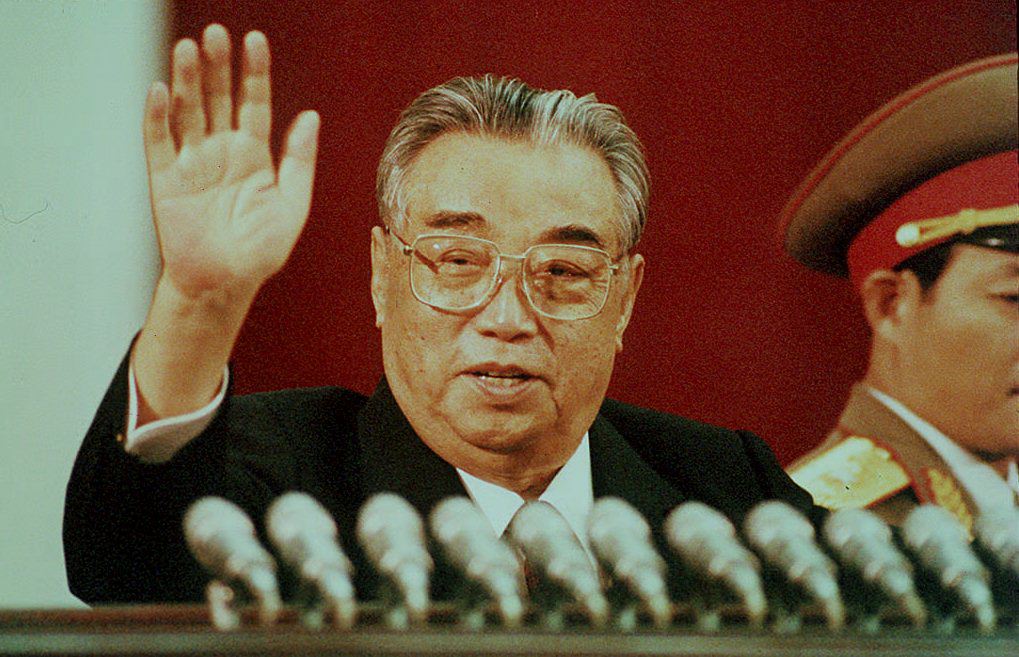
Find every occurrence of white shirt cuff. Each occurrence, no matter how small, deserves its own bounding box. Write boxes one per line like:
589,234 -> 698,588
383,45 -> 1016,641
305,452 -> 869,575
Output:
124,363 -> 229,464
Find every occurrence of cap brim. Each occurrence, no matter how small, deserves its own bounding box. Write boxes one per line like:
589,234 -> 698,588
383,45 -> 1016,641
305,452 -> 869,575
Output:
780,54 -> 1019,276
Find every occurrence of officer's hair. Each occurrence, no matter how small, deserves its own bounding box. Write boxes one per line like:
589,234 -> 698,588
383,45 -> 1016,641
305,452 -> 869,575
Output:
894,242 -> 955,294
376,75 -> 650,253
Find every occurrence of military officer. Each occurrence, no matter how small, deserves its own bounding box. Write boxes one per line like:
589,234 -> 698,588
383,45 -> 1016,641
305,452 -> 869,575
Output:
781,54 -> 1019,529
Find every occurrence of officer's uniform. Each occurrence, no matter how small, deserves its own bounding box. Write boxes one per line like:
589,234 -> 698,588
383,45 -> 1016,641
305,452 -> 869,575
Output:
788,384 -> 981,530
778,54 -> 1019,526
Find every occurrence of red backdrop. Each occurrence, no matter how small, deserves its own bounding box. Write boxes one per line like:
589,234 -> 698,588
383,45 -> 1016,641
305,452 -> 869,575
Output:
172,0 -> 1016,463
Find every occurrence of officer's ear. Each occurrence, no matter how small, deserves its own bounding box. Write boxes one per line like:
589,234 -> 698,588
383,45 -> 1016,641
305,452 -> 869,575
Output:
370,226 -> 390,328
859,268 -> 922,342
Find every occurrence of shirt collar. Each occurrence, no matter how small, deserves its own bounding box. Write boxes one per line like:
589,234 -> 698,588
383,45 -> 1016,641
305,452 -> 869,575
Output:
866,386 -> 1017,511
456,432 -> 595,560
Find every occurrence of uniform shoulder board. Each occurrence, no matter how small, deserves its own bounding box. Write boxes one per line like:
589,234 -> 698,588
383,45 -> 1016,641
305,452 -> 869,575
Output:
924,468 -> 974,535
789,436 -> 911,510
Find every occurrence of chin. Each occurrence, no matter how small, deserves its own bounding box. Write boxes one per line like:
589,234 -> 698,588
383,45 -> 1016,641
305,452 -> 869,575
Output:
447,408 -> 554,455
956,423 -> 1019,456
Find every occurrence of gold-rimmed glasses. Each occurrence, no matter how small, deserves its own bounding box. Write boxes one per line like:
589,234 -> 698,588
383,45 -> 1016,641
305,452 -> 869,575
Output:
387,229 -> 622,320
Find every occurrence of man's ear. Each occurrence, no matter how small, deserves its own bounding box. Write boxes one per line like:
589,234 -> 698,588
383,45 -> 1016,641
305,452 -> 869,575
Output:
614,253 -> 645,353
859,268 -> 921,342
370,226 -> 389,328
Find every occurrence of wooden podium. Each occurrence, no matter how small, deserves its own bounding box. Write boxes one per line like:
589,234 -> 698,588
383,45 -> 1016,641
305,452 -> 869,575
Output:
2,605 -> 1015,656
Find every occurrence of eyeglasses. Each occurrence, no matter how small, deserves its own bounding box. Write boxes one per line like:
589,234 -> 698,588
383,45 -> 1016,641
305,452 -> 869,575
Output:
387,229 -> 622,320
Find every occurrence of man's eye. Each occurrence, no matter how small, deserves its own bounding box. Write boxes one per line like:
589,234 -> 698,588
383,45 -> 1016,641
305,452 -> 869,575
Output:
997,294 -> 1019,305
436,251 -> 487,270
535,261 -> 590,279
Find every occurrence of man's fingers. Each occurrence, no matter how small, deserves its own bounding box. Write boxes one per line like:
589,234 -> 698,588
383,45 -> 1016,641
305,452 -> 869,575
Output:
201,24 -> 232,133
170,39 -> 207,147
278,111 -> 320,217
238,31 -> 272,142
144,82 -> 175,173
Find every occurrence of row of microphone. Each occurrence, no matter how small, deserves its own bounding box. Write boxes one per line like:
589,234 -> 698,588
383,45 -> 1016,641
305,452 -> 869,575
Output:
182,492 -> 1019,632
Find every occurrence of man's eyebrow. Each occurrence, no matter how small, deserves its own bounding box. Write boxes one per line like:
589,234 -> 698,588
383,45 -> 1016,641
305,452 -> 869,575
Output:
422,211 -> 487,231
538,224 -> 609,250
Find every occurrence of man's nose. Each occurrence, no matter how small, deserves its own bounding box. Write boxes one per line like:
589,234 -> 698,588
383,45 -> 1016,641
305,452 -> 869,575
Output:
473,264 -> 539,341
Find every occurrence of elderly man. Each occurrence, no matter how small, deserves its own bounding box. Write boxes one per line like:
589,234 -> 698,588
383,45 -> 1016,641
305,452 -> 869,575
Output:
64,26 -> 814,604
784,55 -> 1018,529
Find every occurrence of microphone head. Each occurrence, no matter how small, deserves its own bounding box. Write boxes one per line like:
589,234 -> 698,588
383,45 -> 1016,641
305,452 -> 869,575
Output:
507,501 -> 584,564
588,497 -> 665,575
356,493 -> 431,570
183,496 -> 272,575
266,491 -> 339,544
744,500 -> 843,629
356,493 -> 432,624
902,505 -> 969,550
430,496 -> 524,626
903,504 -> 990,584
588,497 -> 670,627
508,501 -> 608,625
903,505 -> 995,631
430,496 -> 491,542
266,491 -> 352,581
664,501 -> 737,546
664,501 -> 766,625
588,497 -> 652,539
823,507 -> 893,550
185,496 -> 256,546
823,508 -> 925,625
430,496 -> 518,571
743,500 -> 816,548
973,507 -> 1019,575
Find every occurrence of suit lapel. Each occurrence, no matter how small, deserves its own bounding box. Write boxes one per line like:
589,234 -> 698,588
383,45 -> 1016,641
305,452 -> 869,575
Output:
589,413 -> 685,531
356,378 -> 468,518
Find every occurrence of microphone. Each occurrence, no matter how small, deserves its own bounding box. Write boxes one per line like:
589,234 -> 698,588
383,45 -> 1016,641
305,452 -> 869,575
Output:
664,501 -> 767,626
973,506 -> 1019,580
973,507 -> 1019,615
822,508 -> 926,626
587,497 -> 671,628
507,501 -> 609,626
902,505 -> 995,632
356,493 -> 432,626
265,491 -> 357,629
743,500 -> 845,630
183,496 -> 281,626
429,497 -> 525,627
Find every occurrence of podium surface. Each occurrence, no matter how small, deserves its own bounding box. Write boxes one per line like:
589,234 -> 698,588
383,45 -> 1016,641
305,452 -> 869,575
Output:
2,605 -> 1015,656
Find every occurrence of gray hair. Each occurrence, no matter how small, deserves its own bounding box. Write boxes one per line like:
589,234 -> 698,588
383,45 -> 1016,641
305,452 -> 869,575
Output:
376,75 -> 650,252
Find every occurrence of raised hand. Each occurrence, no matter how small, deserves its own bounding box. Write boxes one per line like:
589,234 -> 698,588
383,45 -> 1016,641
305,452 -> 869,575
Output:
132,25 -> 319,421
144,25 -> 319,300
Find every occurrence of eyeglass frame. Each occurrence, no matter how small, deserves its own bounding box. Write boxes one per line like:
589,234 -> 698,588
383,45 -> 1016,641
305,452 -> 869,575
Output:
384,227 -> 625,320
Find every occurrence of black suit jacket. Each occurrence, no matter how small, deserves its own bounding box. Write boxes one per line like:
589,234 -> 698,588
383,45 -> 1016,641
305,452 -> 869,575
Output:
64,353 -> 817,604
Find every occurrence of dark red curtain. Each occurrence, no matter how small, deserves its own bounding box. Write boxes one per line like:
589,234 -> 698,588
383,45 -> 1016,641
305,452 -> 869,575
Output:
171,0 -> 1017,463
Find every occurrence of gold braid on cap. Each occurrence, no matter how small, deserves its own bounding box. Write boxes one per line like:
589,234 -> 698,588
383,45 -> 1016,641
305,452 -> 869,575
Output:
895,204 -> 1019,248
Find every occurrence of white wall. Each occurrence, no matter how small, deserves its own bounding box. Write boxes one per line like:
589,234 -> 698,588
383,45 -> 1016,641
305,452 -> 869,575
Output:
0,0 -> 165,607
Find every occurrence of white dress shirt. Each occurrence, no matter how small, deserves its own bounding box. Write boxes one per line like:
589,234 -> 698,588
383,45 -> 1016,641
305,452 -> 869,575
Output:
124,363 -> 229,463
867,386 -> 1018,512
457,433 -> 596,566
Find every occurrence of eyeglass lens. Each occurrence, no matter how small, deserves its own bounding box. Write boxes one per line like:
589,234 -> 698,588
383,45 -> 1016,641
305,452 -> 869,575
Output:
409,235 -> 612,319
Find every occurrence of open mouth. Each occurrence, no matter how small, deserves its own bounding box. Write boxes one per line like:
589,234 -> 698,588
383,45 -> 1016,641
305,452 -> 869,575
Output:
470,370 -> 533,380
464,366 -> 540,398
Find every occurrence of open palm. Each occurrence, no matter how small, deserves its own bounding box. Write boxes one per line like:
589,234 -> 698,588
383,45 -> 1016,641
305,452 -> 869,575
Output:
144,27 -> 319,300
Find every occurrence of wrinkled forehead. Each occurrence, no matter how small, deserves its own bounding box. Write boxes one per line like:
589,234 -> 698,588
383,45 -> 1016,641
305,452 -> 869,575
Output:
400,133 -> 625,252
